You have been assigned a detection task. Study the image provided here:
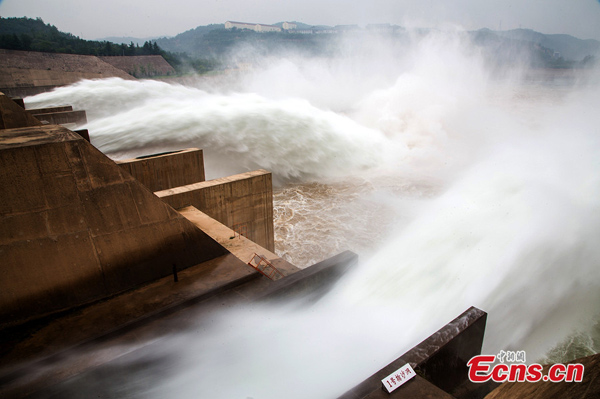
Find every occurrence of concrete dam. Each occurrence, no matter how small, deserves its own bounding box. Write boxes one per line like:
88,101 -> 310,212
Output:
1,50 -> 599,399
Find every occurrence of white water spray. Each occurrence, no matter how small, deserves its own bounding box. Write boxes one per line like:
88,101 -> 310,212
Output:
26,30 -> 600,398
28,78 -> 399,181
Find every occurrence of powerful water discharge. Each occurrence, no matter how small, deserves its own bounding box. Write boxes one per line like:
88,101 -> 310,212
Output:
27,31 -> 600,398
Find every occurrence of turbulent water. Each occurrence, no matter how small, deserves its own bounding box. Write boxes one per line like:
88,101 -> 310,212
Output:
27,31 -> 600,398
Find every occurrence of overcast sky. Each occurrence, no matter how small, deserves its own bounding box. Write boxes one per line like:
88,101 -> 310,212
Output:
1,0 -> 600,41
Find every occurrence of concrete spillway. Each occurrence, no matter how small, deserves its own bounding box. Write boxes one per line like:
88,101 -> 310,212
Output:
0,124 -> 231,328
2,85 -> 596,398
0,94 -> 358,397
0,116 -> 489,398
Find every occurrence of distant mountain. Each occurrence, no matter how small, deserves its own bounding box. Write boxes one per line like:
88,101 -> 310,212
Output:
155,24 -> 224,55
470,29 -> 557,68
468,28 -> 599,69
490,29 -> 600,61
155,21 -> 598,63
154,23 -> 338,59
3,16 -> 597,71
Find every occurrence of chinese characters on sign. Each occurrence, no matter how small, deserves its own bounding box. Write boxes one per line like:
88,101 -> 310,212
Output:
381,363 -> 416,393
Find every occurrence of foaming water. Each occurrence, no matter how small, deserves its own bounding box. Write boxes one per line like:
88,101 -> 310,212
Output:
340,131 -> 600,358
274,175 -> 440,267
27,78 -> 397,182
25,31 -> 600,398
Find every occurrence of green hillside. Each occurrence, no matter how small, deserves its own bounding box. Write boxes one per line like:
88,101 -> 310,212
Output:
2,17 -> 597,72
156,26 -> 335,59
0,17 -> 164,57
494,29 -> 600,61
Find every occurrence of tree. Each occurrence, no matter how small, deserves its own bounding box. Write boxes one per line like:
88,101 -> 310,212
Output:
142,41 -> 152,55
20,34 -> 32,50
103,41 -> 113,56
3,33 -> 23,50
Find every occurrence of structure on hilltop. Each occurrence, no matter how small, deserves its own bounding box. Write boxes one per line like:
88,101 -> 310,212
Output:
225,20 -> 289,33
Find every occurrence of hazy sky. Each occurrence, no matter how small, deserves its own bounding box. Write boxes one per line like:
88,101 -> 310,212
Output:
1,0 -> 600,41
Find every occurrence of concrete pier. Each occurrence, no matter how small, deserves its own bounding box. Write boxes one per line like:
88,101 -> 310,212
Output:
28,109 -> 87,127
0,92 -> 42,129
25,105 -> 74,115
340,307 -> 489,399
156,170 -> 276,251
0,125 -> 229,328
117,148 -> 206,192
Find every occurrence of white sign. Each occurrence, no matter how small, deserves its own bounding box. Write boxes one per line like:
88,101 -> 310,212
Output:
381,363 -> 416,393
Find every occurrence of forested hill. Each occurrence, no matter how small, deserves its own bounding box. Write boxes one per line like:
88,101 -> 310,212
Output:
154,24 -> 225,55
0,17 -> 164,57
479,28 -> 600,62
2,16 -> 598,72
153,22 -> 599,67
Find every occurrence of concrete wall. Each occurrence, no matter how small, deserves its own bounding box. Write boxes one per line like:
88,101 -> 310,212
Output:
30,110 -> 87,127
26,106 -> 74,115
156,170 -> 275,252
117,148 -> 205,192
0,49 -> 135,97
25,105 -> 87,128
0,92 -> 43,129
0,125 -> 228,328
99,55 -> 176,77
339,307 -> 488,399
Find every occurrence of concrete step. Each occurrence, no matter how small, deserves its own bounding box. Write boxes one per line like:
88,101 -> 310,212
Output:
178,205 -> 300,277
